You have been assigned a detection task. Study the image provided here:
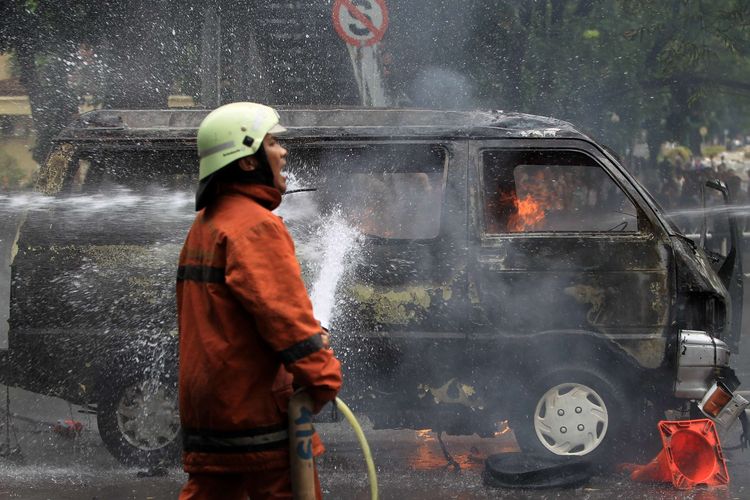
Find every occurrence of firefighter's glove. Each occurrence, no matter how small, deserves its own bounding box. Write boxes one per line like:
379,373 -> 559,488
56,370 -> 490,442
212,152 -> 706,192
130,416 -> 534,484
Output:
321,326 -> 331,350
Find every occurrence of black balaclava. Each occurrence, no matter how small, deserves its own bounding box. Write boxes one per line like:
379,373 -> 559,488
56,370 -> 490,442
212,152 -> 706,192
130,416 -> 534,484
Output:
195,145 -> 274,211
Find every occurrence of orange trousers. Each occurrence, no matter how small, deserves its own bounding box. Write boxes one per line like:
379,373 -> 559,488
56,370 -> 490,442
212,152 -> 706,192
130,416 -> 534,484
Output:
179,466 -> 322,500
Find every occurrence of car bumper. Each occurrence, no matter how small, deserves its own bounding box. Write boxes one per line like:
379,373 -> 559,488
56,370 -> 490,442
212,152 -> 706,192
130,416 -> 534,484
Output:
675,329 -> 749,426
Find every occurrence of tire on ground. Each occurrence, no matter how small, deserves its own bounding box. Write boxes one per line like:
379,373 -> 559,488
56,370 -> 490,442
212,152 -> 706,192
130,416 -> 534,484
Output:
97,376 -> 181,466
511,364 -> 652,466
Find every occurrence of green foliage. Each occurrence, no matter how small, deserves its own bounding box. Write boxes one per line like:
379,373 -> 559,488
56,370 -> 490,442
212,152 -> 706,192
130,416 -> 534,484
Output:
582,29 -> 600,40
702,145 -> 727,158
461,0 -> 750,161
660,145 -> 692,165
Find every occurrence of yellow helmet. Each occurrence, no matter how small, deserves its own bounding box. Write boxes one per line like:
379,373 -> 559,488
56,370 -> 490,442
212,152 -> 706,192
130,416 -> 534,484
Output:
197,102 -> 286,181
195,102 -> 286,210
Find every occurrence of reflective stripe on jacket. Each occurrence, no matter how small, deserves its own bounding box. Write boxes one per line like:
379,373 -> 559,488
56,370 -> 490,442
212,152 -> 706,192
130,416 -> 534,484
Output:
177,183 -> 342,473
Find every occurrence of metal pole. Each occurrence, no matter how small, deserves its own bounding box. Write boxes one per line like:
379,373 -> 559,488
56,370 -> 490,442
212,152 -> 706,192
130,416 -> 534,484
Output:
4,385 -> 8,453
200,3 -> 222,107
216,12 -> 222,107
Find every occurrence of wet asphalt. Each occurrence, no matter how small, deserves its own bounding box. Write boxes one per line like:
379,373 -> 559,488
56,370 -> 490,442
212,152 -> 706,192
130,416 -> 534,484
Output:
0,399 -> 749,500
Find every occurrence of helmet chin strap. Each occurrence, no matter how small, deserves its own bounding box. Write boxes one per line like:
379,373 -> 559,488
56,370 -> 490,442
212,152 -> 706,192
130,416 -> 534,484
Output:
195,145 -> 277,210
237,144 -> 275,188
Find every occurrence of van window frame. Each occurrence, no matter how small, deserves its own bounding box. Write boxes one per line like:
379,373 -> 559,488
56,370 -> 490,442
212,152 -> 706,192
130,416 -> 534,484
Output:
471,140 -> 662,242
281,138 -> 452,242
480,149 -> 640,236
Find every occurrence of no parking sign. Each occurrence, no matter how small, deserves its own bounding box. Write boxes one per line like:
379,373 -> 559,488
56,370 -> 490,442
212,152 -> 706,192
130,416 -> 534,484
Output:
333,0 -> 389,47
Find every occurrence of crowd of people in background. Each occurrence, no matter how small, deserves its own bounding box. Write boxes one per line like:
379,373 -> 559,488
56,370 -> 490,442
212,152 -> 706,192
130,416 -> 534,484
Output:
652,155 -> 745,212
625,144 -> 750,236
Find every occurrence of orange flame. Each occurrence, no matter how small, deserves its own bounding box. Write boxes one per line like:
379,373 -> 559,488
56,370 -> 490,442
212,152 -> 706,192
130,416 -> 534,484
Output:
407,425 -> 520,471
501,192 -> 547,232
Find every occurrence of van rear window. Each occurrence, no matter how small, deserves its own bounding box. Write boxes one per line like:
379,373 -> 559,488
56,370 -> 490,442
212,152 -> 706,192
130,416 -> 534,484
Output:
70,149 -> 197,193
287,144 -> 446,239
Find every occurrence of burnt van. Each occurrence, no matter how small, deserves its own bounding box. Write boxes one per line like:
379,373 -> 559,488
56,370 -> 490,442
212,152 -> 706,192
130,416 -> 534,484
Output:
4,108 -> 746,465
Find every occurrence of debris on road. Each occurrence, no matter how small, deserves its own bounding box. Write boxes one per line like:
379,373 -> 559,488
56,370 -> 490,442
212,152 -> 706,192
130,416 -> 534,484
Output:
51,419 -> 83,439
483,452 -> 593,489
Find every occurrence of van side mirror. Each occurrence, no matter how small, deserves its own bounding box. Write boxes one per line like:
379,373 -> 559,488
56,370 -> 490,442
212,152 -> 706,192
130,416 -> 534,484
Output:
701,179 -> 730,249
706,179 -> 728,199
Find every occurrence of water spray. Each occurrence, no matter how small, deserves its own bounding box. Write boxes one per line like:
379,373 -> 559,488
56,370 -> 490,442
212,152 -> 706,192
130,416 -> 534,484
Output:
280,194 -> 375,498
309,217 -> 360,326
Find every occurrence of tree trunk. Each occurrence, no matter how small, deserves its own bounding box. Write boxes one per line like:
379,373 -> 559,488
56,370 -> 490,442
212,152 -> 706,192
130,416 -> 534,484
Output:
502,4 -> 533,108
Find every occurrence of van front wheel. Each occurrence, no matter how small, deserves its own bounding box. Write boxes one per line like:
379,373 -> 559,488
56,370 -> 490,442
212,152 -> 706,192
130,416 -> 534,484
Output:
511,366 -> 633,464
97,377 -> 181,466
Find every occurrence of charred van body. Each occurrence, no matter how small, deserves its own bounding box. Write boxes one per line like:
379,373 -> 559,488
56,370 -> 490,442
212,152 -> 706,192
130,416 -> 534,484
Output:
4,108 -> 745,465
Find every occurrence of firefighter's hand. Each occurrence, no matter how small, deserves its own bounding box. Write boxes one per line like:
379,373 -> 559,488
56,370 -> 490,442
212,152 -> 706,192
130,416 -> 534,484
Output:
321,326 -> 331,349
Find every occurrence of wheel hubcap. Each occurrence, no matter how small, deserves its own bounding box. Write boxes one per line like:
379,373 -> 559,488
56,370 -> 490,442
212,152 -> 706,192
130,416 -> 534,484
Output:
116,380 -> 180,451
533,382 -> 608,456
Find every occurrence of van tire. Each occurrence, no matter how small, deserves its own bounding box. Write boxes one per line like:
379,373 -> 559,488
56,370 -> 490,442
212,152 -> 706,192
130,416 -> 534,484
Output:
511,365 -> 637,466
97,376 -> 181,466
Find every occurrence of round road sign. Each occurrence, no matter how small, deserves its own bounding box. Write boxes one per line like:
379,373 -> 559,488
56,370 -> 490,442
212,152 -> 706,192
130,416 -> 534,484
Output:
333,0 -> 389,47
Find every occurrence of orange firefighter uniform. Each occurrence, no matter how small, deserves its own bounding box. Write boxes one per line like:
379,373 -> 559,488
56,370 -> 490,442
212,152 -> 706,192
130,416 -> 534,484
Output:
177,182 -> 342,498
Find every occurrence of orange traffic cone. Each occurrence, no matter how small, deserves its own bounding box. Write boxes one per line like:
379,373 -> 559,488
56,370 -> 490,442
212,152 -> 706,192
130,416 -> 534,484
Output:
629,419 -> 729,490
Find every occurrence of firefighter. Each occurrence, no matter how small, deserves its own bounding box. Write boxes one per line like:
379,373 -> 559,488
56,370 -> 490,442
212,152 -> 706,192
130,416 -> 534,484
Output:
177,102 -> 342,499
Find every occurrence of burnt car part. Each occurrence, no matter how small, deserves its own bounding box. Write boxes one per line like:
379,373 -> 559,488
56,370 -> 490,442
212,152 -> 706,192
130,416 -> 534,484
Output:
675,330 -> 732,400
484,453 -> 593,489
675,330 -> 749,427
706,179 -> 744,353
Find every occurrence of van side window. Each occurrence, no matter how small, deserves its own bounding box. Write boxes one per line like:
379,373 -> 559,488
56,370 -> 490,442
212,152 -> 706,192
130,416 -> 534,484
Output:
482,150 -> 638,233
288,144 -> 445,239
73,150 -> 197,193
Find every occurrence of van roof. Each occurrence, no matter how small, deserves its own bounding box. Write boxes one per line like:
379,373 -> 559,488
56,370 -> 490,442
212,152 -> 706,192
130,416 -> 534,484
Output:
58,107 -> 589,142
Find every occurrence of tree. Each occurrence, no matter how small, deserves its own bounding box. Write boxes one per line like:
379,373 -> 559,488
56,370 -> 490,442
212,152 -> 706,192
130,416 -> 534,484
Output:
1,1 -> 111,162
621,0 -> 750,156
0,0 -> 205,161
459,0 -> 750,163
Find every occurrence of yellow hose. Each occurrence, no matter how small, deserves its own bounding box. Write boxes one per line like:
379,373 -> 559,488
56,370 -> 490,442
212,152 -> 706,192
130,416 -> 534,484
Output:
335,397 -> 378,500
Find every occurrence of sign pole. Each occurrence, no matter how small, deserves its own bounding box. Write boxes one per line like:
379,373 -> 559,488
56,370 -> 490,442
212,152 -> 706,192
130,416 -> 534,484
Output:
333,0 -> 389,107
346,45 -> 366,106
